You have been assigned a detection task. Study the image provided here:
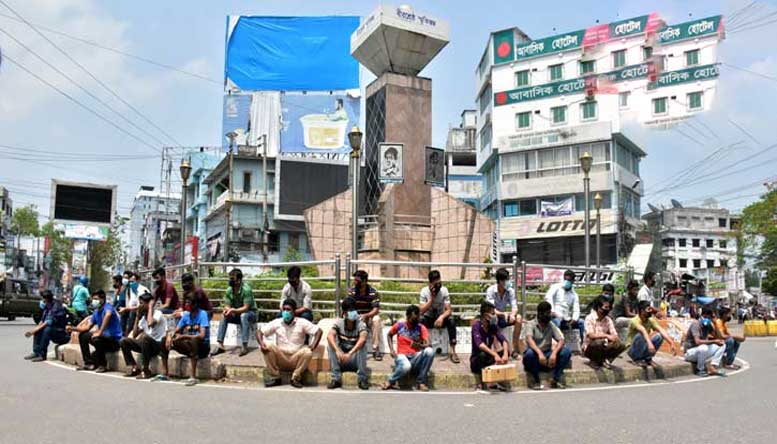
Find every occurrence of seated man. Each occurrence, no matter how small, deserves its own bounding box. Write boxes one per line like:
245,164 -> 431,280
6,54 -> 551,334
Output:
326,297 -> 369,390
470,301 -> 510,390
683,306 -> 726,377
715,306 -> 744,370
613,280 -> 640,333
179,273 -> 213,319
152,267 -> 180,315
382,305 -> 435,392
544,270 -> 584,349
583,296 -> 625,369
626,301 -> 676,368
523,301 -> 571,390
66,290 -> 123,373
485,268 -> 523,359
419,270 -> 459,363
583,283 -> 616,315
280,266 -> 314,322
155,294 -> 210,386
258,299 -> 322,388
119,292 -> 167,379
118,272 -> 150,335
212,268 -> 257,357
24,290 -> 69,362
348,270 -> 383,361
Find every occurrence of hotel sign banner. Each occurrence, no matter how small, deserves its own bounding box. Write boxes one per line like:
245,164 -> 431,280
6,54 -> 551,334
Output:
514,29 -> 585,60
649,64 -> 720,89
657,16 -> 723,44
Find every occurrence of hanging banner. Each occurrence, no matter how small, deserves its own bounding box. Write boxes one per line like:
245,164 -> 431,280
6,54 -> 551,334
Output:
222,93 -> 252,151
648,64 -> 720,89
280,93 -> 360,154
657,16 -> 723,45
379,143 -> 404,184
492,29 -> 515,64
55,223 -> 108,241
515,29 -> 585,60
424,146 -> 445,187
540,198 -> 574,217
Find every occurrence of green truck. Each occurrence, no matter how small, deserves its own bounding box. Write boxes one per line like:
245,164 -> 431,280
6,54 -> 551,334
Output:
0,277 -> 41,323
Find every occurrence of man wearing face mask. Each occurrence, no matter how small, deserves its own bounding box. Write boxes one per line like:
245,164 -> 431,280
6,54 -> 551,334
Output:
212,268 -> 256,357
70,275 -> 90,321
67,290 -> 123,373
257,299 -> 322,388
683,306 -> 727,377
626,300 -> 676,368
544,270 -> 583,350
179,273 -> 213,320
152,267 -> 179,315
419,270 -> 459,364
326,297 -> 369,390
485,268 -> 523,360
523,301 -> 571,389
348,270 -> 383,361
638,271 -> 657,307
280,266 -> 313,322
156,295 -> 210,386
382,305 -> 435,391
24,290 -> 69,362
470,301 -> 510,390
583,296 -> 625,369
118,272 -> 149,335
113,273 -> 129,335
119,292 -> 166,379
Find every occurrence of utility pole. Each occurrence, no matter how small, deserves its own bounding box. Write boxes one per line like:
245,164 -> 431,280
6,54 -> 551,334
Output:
261,134 -> 269,263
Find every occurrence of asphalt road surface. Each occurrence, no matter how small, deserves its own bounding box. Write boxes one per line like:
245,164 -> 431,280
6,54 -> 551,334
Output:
2,318 -> 776,444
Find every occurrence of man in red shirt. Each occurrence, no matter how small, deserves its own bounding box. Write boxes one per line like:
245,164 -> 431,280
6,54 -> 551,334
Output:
152,267 -> 179,314
382,305 -> 435,391
178,273 -> 213,319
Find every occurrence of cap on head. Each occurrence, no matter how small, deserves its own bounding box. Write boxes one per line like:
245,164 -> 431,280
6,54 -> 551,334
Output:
79,276 -> 89,286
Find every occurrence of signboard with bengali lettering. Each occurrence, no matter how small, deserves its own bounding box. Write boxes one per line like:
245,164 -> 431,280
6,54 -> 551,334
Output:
514,29 -> 585,61
649,64 -> 720,89
657,16 -> 723,44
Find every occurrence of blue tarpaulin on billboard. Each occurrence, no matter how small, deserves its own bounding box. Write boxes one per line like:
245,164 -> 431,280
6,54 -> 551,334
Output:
225,16 -> 360,91
280,93 -> 360,154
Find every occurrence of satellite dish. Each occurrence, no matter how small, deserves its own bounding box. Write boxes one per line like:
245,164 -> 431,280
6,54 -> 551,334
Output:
648,203 -> 660,213
671,199 -> 683,208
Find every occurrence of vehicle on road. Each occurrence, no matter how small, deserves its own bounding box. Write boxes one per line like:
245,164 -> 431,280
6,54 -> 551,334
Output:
0,276 -> 41,322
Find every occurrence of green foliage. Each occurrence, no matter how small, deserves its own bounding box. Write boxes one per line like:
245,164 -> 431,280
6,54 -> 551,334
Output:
738,189 -> 777,295
282,247 -> 318,277
88,217 -> 126,291
11,205 -> 39,238
40,222 -> 72,288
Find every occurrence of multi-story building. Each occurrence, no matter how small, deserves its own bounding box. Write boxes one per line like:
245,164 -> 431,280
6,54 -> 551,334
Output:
182,148 -> 223,257
0,186 -> 13,273
475,14 -> 723,265
128,186 -> 180,267
444,110 -> 481,209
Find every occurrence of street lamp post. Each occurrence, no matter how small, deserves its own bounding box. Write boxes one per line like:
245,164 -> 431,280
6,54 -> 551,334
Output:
348,126 -> 363,261
594,192 -> 603,281
580,151 -> 593,280
179,158 -> 192,265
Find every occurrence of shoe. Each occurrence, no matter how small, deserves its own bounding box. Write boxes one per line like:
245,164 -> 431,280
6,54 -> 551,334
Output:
136,370 -> 154,380
124,368 -> 141,378
95,367 -> 108,374
210,347 -> 226,357
264,378 -> 282,388
358,380 -> 370,390
381,381 -> 397,390
150,374 -> 169,382
697,371 -> 709,378
76,364 -> 96,371
239,346 -> 250,357
31,356 -> 46,362
290,378 -> 303,388
550,380 -> 567,390
528,380 -> 543,391
24,353 -> 38,360
327,379 -> 342,390
373,351 -> 383,361
416,383 -> 430,392
496,382 -> 511,392
184,378 -> 198,387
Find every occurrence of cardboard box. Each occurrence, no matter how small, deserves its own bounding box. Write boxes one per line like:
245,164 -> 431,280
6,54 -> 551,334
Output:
481,364 -> 517,383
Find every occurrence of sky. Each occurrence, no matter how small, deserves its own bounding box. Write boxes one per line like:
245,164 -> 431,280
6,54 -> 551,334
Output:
1,0 -> 776,222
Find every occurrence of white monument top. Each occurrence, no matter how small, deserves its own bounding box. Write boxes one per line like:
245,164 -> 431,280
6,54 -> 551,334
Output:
351,4 -> 450,77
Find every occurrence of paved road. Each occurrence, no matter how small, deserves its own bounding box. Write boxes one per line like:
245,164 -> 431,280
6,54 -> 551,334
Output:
2,318 -> 776,444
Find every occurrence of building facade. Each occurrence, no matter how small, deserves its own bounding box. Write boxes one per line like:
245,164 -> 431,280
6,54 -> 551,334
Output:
0,187 -> 12,274
182,149 -> 223,259
444,110 -> 482,209
128,186 -> 180,267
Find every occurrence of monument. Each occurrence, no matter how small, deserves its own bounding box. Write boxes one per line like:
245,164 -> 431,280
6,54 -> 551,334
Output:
305,5 -> 494,279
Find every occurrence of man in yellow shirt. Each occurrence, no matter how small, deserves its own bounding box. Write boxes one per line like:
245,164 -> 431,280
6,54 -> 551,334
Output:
715,306 -> 744,370
626,301 -> 677,368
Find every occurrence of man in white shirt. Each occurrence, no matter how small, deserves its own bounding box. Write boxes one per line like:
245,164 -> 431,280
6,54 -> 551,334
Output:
258,298 -> 322,388
544,269 -> 583,346
280,266 -> 314,322
117,272 -> 150,332
119,292 -> 167,379
419,270 -> 459,364
638,271 -> 656,306
485,268 -> 523,359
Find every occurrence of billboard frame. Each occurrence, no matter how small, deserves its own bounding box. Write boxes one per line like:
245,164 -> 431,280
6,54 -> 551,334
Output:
49,179 -> 118,228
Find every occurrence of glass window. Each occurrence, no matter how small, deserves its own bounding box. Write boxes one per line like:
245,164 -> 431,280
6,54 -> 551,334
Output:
652,97 -> 667,115
688,91 -> 703,110
685,49 -> 700,66
679,238 -> 687,247
503,202 -> 518,217
720,259 -> 728,267
551,106 -> 567,124
479,85 -> 491,115
515,111 -> 531,130
503,199 -> 537,217
619,92 -> 630,109
692,239 -> 700,247
575,191 -> 611,211
642,46 -> 653,61
718,218 -> 727,228
706,260 -> 715,268
693,259 -> 701,269
515,70 -> 530,87
679,259 -> 688,268
549,64 -> 564,81
580,101 -> 597,121
612,49 -> 626,68
706,239 -> 714,248
663,238 -> 675,247
580,60 -> 595,75
720,240 -> 728,249
242,172 -> 251,194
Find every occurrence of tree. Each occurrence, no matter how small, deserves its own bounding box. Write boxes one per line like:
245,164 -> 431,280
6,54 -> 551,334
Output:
88,216 -> 127,291
10,205 -> 39,246
737,187 -> 777,295
40,222 -> 72,289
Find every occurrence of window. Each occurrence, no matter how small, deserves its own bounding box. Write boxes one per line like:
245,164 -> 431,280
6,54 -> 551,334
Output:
679,259 -> 688,268
619,92 -> 630,109
706,239 -> 714,248
515,111 -> 531,130
642,46 -> 653,61
612,49 -> 626,68
616,141 -> 641,175
515,70 -> 530,87
652,97 -> 667,115
663,238 -> 675,247
479,85 -> 491,115
688,92 -> 703,110
503,199 -> 537,217
692,239 -> 700,247
693,259 -> 701,269
479,125 -> 492,151
501,142 -> 610,181
706,260 -> 715,269
579,60 -> 595,75
551,106 -> 567,124
580,101 -> 597,121
720,240 -> 728,249
242,171 -> 252,194
549,64 -> 564,81
575,191 -> 612,211
685,49 -> 700,67
720,259 -> 728,268
719,218 -> 727,228
288,233 -> 300,251
679,238 -> 687,247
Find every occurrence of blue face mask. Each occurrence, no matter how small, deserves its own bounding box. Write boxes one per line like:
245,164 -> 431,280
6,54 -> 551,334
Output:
39,300 -> 46,310
701,318 -> 712,328
282,310 -> 293,323
563,280 -> 573,291
347,310 -> 359,321
129,282 -> 139,292
91,299 -> 101,309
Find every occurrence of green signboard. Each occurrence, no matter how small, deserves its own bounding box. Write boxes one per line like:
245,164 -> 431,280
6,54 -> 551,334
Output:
650,64 -> 720,89
493,29 -> 515,65
609,15 -> 649,38
657,16 -> 722,44
494,62 -> 653,106
514,29 -> 585,60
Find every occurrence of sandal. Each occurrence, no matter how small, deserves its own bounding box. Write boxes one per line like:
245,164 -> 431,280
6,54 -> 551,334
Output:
381,381 -> 397,390
449,353 -> 461,364
373,351 -> 383,361
136,370 -> 154,380
124,367 -> 141,378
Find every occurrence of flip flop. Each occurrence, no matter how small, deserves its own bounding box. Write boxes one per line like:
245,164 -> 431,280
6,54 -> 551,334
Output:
450,354 -> 461,364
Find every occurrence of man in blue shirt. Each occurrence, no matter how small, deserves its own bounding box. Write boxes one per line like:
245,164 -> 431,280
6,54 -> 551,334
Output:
24,290 -> 69,362
67,289 -> 123,373
70,275 -> 90,321
155,294 -> 210,386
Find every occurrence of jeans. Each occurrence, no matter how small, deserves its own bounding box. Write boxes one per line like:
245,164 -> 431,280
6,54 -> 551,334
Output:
470,350 -> 496,375
32,326 -> 69,358
684,343 -> 725,372
523,347 -> 571,382
78,331 -> 120,367
421,313 -> 457,346
217,311 -> 257,346
552,318 -> 585,342
724,337 -> 740,365
388,347 -> 435,385
119,311 -> 136,336
327,346 -> 368,383
120,334 -> 162,369
628,333 -> 663,363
